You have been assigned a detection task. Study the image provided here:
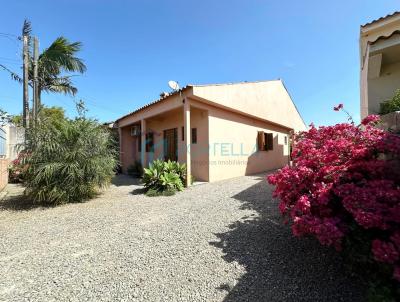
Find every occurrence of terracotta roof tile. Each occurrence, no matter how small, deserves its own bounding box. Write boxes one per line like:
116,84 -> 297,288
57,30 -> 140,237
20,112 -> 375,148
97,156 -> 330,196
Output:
361,11 -> 400,27
115,86 -> 190,122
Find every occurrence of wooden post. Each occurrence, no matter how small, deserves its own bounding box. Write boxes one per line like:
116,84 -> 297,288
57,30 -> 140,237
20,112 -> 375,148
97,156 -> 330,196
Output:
22,35 -> 29,129
184,99 -> 191,186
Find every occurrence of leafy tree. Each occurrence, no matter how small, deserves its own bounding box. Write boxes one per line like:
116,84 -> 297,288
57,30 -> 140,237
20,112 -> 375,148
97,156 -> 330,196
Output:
0,108 -> 12,126
380,89 -> 400,115
11,106 -> 65,126
268,107 -> 400,300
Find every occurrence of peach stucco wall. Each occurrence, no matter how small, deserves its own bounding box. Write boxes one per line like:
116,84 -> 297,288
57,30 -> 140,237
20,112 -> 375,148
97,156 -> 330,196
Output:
117,81 -> 303,182
192,80 -> 306,132
203,102 -> 290,182
119,106 -> 209,181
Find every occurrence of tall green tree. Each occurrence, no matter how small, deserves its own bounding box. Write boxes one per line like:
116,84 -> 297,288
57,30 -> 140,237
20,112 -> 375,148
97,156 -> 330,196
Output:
0,19 -> 86,105
11,106 -> 66,126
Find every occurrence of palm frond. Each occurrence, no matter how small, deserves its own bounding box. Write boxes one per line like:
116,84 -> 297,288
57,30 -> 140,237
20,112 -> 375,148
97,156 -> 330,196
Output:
22,19 -> 32,37
39,37 -> 86,74
41,76 -> 78,95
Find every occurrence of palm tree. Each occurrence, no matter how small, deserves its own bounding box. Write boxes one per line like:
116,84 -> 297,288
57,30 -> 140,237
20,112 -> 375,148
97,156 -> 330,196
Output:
0,19 -> 86,105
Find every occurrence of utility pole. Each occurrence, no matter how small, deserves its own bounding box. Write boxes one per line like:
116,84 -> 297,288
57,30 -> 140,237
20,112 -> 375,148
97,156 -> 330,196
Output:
22,35 -> 29,129
33,36 -> 39,123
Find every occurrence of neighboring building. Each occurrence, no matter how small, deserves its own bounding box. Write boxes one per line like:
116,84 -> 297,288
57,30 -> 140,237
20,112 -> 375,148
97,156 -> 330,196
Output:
360,12 -> 400,119
115,80 -> 306,185
1,125 -> 25,161
0,127 -> 8,191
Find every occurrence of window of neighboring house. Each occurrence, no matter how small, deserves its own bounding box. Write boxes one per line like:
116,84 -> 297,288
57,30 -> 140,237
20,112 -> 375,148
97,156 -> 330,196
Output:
257,131 -> 273,151
191,128 -> 197,144
284,135 -> 288,145
146,132 -> 154,152
181,126 -> 184,141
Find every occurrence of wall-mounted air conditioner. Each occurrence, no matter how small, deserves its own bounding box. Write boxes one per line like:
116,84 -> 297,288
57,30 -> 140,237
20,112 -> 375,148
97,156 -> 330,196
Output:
131,125 -> 141,136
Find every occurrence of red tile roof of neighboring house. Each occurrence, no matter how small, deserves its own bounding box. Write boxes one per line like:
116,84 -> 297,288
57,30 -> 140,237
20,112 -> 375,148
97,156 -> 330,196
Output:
361,11 -> 400,28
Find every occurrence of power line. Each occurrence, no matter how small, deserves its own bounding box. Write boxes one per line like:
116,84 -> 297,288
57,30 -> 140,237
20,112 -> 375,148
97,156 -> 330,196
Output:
0,56 -> 20,63
77,96 -> 126,115
0,32 -> 19,38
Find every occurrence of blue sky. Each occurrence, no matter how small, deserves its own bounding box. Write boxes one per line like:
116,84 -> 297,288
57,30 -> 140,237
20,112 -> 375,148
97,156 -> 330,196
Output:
0,0 -> 399,126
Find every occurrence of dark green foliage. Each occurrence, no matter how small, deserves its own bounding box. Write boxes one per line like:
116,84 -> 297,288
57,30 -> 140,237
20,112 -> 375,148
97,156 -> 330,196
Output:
12,106 -> 66,126
145,187 -> 177,197
142,160 -> 186,195
380,90 -> 400,115
23,115 -> 117,205
127,160 -> 143,177
341,224 -> 400,302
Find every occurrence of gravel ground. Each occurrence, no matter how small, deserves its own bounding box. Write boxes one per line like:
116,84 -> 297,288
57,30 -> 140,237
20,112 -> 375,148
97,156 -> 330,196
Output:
0,174 -> 365,302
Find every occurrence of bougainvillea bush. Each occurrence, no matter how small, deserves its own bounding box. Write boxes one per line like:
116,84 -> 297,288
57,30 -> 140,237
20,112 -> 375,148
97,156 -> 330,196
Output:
8,152 -> 29,183
267,108 -> 400,295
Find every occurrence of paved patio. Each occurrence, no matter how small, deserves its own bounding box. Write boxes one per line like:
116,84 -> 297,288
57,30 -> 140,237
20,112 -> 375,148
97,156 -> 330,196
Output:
0,175 -> 365,301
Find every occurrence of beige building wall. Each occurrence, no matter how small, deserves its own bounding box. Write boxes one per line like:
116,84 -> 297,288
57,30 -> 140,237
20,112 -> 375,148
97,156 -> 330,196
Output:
119,106 -> 210,181
193,80 -> 306,132
188,107 -> 209,182
368,61 -> 400,114
205,104 -> 290,182
117,80 -> 304,182
360,13 -> 400,118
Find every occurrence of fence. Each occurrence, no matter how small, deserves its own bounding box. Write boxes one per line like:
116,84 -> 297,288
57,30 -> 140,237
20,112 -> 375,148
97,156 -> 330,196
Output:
0,127 -> 8,191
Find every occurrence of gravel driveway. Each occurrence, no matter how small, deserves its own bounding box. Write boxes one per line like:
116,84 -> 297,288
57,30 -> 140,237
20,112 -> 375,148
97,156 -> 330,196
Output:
0,174 -> 365,302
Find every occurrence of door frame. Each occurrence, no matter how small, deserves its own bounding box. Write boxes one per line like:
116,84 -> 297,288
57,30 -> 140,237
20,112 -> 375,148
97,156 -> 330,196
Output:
163,128 -> 178,161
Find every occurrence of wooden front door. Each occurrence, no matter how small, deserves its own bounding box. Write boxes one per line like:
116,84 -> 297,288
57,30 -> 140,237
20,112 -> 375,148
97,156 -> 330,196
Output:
163,128 -> 178,161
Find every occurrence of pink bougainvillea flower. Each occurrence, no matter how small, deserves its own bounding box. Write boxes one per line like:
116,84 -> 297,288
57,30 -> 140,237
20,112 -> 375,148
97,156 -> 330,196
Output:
361,114 -> 380,126
267,116 -> 400,283
372,240 -> 399,264
333,103 -> 344,111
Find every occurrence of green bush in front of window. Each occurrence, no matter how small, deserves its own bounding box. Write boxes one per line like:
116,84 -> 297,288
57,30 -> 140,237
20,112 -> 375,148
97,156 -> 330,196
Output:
379,89 -> 400,115
142,159 -> 187,196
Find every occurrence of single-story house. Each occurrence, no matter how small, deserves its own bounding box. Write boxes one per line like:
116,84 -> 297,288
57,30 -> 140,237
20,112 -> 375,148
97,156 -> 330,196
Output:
115,80 -> 306,185
360,11 -> 400,118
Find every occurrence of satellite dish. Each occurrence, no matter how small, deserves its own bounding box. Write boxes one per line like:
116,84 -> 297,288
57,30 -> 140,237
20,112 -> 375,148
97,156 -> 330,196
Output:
168,80 -> 180,91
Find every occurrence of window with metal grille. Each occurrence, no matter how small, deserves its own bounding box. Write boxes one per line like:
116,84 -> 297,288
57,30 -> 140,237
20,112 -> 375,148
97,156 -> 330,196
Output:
146,132 -> 154,152
191,128 -> 197,144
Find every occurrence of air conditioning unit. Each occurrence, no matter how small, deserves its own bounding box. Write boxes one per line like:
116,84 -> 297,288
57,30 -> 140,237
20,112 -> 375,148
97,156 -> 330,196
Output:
131,125 -> 141,136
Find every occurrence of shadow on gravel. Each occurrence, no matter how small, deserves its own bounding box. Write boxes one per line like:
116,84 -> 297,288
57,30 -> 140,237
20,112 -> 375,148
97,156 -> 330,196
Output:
112,174 -> 141,187
210,177 -> 366,302
0,194 -> 48,211
131,188 -> 146,195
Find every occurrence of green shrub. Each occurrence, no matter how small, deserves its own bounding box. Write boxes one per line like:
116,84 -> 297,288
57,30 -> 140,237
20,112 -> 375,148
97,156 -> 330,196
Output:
23,117 -> 117,205
379,89 -> 400,115
145,187 -> 176,197
142,159 -> 186,195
